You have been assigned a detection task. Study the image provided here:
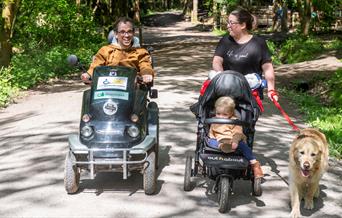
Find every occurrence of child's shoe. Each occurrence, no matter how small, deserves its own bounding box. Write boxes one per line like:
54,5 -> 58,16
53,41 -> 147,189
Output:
251,161 -> 264,178
218,138 -> 232,153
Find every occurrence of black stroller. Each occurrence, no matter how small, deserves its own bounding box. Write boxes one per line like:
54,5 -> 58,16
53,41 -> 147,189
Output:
185,70 -> 262,213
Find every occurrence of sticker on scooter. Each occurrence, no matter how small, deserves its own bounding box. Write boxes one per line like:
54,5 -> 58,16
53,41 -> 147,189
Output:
94,90 -> 129,100
97,76 -> 128,90
103,100 -> 118,115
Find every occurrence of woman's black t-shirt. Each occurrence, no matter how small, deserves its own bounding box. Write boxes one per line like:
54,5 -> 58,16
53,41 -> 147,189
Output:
214,35 -> 272,76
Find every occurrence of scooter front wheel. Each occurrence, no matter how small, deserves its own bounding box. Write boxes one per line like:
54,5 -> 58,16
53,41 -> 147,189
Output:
143,151 -> 156,195
64,151 -> 80,194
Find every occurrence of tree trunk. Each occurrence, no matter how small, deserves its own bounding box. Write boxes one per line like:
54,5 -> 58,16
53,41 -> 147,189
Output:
182,0 -> 191,16
0,0 -> 19,67
213,0 -> 220,29
133,0 -> 143,46
302,0 -> 312,36
297,0 -> 311,36
191,0 -> 198,23
281,2 -> 288,32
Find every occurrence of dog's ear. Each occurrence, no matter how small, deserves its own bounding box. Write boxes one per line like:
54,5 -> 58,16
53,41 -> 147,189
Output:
289,142 -> 299,164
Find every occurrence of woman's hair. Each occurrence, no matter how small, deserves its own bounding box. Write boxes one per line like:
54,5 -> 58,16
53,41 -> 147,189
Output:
113,17 -> 135,32
230,8 -> 254,31
215,96 -> 235,116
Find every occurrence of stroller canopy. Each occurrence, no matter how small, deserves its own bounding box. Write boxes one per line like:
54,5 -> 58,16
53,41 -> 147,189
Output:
198,70 -> 260,124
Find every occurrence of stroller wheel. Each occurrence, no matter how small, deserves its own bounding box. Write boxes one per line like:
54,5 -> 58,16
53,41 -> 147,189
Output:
183,155 -> 193,191
252,177 -> 262,196
218,177 -> 230,213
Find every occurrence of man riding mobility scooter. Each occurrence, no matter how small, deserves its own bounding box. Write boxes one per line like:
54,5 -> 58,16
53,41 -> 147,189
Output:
64,54 -> 159,195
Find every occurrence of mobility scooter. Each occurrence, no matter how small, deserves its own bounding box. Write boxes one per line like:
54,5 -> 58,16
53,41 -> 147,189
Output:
64,49 -> 159,195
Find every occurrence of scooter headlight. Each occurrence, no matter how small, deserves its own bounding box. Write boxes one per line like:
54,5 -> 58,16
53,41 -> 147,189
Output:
127,125 -> 139,138
130,114 -> 139,122
81,125 -> 93,138
82,114 -> 91,123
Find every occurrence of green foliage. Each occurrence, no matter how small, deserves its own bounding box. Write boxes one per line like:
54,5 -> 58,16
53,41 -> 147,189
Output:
14,0 -> 102,49
212,28 -> 227,36
327,68 -> 342,106
266,40 -> 281,65
279,36 -> 324,64
284,69 -> 342,159
0,0 -> 105,103
9,45 -> 100,89
0,68 -> 19,107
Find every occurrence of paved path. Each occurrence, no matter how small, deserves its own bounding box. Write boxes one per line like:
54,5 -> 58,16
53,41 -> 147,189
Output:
0,17 -> 341,218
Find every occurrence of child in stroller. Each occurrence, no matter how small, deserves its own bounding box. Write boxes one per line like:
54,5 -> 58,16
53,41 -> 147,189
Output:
208,96 -> 263,178
185,70 -> 263,213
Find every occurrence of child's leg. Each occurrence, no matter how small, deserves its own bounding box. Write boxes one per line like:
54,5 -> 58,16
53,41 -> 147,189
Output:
237,141 -> 263,178
237,141 -> 256,163
207,138 -> 219,149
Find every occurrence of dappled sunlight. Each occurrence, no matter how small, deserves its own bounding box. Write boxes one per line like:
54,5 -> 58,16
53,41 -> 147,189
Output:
0,14 -> 342,218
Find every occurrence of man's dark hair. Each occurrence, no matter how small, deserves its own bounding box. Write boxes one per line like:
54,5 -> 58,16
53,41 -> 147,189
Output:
113,17 -> 135,32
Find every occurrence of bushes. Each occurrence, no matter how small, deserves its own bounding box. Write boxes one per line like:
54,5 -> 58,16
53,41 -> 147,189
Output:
275,34 -> 342,64
10,45 -> 100,89
327,68 -> 342,107
0,68 -> 19,107
279,36 -> 324,64
285,69 -> 342,159
15,0 -> 101,48
0,0 -> 105,106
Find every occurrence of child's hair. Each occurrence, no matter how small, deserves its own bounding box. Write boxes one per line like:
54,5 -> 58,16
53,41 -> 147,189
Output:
215,96 -> 235,116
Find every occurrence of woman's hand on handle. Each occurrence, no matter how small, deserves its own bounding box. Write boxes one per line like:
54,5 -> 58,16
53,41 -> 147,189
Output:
268,89 -> 279,102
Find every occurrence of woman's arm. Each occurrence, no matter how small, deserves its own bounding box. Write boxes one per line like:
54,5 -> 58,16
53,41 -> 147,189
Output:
212,56 -> 224,72
262,62 -> 278,101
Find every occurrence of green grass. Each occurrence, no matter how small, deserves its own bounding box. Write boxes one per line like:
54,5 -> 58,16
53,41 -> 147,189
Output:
212,28 -> 227,36
283,69 -> 342,159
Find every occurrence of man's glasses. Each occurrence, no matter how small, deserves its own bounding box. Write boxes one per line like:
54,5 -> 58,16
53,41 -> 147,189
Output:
117,30 -> 134,36
227,20 -> 240,26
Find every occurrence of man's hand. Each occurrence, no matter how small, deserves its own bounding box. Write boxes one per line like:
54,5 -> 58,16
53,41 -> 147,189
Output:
81,72 -> 92,84
142,74 -> 153,83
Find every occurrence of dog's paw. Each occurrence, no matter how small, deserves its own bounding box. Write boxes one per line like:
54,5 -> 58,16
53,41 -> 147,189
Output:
290,209 -> 301,218
304,199 -> 314,210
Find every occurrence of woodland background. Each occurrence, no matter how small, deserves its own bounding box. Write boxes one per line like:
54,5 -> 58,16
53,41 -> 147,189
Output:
0,0 -> 341,158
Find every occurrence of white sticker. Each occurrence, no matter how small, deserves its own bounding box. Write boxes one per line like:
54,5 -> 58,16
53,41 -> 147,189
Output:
94,90 -> 129,100
103,100 -> 118,115
97,76 -> 128,90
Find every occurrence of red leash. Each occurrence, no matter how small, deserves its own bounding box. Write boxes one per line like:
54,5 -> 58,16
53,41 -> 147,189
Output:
270,90 -> 300,131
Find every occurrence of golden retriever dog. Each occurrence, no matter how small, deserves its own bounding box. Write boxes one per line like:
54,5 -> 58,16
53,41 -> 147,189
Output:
289,128 -> 329,218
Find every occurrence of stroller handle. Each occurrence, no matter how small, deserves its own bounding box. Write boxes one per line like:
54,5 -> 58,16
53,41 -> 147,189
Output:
205,118 -> 250,127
